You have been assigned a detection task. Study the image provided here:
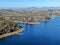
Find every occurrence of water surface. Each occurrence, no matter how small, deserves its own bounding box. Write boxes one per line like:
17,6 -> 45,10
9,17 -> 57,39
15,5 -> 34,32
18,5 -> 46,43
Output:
0,16 -> 60,45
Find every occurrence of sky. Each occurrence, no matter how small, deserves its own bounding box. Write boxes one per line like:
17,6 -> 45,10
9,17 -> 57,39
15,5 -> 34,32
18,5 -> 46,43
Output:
0,0 -> 60,8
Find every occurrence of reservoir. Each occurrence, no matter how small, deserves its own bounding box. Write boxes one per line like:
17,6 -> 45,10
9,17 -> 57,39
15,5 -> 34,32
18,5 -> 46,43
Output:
0,16 -> 60,45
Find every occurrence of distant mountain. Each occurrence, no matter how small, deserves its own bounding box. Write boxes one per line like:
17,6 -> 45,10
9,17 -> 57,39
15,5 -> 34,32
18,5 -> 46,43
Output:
0,7 -> 60,12
12,7 -> 60,11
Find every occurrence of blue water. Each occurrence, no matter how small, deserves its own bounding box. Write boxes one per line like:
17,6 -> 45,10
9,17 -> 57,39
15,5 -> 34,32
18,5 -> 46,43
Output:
0,16 -> 60,45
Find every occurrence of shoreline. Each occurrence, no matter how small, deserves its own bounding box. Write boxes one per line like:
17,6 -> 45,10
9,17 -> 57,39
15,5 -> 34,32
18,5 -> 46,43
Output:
39,19 -> 52,22
14,16 -> 55,24
28,22 -> 40,24
38,16 -> 55,22
0,28 -> 24,39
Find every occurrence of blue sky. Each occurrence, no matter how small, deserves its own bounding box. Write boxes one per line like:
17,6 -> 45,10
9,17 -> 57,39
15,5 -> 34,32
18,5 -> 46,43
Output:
0,0 -> 60,8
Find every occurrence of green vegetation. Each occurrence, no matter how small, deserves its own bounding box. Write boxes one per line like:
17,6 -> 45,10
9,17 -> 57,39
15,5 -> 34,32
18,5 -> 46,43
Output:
0,8 -> 59,35
0,17 -> 23,35
0,9 -> 52,23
